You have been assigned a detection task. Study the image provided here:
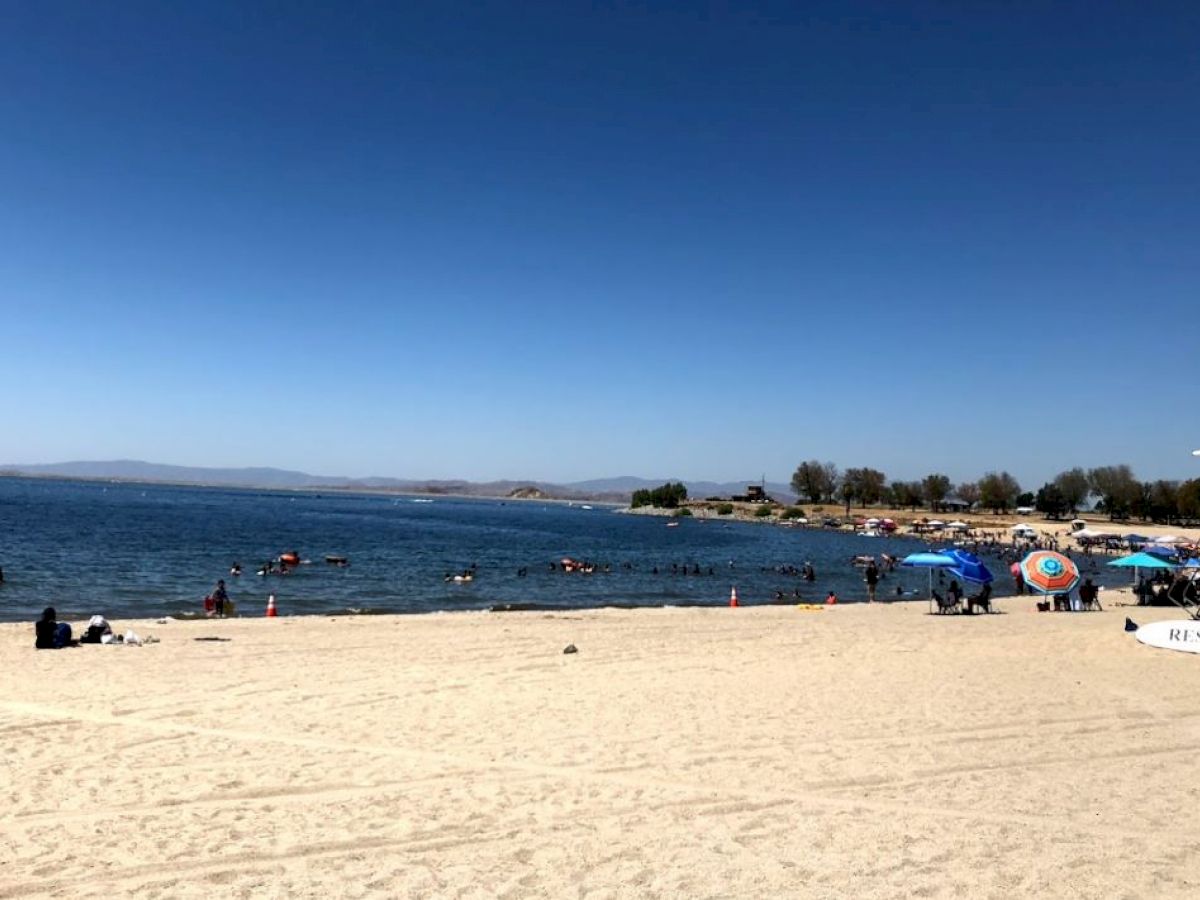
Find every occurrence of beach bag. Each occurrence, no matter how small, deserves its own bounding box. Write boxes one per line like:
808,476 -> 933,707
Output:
81,615 -> 111,644
204,595 -> 216,615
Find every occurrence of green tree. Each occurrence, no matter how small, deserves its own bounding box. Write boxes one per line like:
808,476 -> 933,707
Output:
790,460 -> 838,503
1177,479 -> 1200,519
978,471 -> 1021,514
1087,465 -> 1140,520
956,481 -> 980,508
922,474 -> 951,512
1035,482 -> 1068,519
891,480 -> 923,511
631,481 -> 688,509
1147,480 -> 1179,523
1053,468 -> 1090,514
842,467 -> 887,512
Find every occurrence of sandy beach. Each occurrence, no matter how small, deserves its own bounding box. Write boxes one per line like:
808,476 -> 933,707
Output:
3,594 -> 1199,898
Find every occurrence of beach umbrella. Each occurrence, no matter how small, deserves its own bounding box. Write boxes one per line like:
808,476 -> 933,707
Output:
1019,551 -> 1081,596
945,549 -> 994,585
901,551 -> 958,613
1108,551 -> 1177,585
1108,552 -> 1177,570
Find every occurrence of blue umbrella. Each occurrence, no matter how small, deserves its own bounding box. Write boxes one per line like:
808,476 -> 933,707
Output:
944,549 -> 994,585
1108,552 -> 1178,570
1108,551 -> 1176,589
901,552 -> 958,613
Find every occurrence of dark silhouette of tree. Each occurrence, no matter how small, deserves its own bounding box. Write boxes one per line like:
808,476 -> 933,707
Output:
631,482 -> 688,509
842,467 -> 887,513
1035,482 -> 1068,519
1053,468 -> 1090,514
922,474 -> 951,512
891,480 -> 923,511
956,481 -> 980,507
978,471 -> 1021,513
790,460 -> 838,503
1087,465 -> 1140,520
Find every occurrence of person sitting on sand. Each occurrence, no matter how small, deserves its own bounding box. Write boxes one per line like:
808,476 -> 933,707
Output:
35,607 -> 74,649
1079,578 -> 1100,611
967,583 -> 992,615
947,580 -> 962,608
825,591 -> 838,605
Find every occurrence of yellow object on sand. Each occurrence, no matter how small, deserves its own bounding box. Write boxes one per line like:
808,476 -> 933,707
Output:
796,604 -> 824,611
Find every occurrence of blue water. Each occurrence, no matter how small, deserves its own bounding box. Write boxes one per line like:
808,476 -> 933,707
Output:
0,478 -> 1124,621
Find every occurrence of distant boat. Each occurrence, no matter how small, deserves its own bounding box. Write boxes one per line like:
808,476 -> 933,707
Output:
581,505 -> 593,510
666,521 -> 680,528
411,498 -> 434,504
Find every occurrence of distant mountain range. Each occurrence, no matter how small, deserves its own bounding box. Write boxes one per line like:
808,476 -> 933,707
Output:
0,460 -> 797,503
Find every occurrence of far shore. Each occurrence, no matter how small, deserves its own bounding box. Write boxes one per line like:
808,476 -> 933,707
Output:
623,500 -> 1199,542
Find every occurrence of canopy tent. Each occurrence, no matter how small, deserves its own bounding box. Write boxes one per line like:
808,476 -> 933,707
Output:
901,552 -> 958,614
945,521 -> 970,530
1073,528 -> 1119,540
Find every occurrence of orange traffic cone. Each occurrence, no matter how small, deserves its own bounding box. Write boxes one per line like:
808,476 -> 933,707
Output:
266,594 -> 277,617
730,586 -> 739,608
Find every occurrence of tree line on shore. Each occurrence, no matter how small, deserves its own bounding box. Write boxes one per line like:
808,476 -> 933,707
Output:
788,460 -> 1200,523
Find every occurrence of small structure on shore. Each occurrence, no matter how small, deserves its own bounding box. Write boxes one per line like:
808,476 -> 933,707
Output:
731,485 -> 773,504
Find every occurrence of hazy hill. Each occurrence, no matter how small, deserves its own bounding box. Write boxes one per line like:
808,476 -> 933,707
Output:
1,460 -> 796,503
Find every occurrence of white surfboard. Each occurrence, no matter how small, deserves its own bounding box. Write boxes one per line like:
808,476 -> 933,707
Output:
1135,620 -> 1200,655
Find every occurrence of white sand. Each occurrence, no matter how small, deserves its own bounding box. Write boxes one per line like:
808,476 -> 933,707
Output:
3,595 -> 1199,898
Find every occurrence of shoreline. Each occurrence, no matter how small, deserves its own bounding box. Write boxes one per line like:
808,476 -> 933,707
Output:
4,583 -> 1150,635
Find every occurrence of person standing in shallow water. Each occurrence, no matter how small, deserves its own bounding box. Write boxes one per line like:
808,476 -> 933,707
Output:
212,579 -> 229,617
864,560 -> 879,603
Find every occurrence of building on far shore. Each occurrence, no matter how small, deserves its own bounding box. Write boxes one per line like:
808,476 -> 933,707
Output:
731,485 -> 773,504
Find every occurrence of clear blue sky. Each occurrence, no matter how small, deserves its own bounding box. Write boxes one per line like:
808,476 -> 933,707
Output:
2,2 -> 1197,488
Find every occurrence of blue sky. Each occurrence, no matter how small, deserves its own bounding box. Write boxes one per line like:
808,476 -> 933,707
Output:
2,2 -> 1198,488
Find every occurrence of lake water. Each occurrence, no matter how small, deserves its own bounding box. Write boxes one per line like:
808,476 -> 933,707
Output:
0,478 -> 1123,621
